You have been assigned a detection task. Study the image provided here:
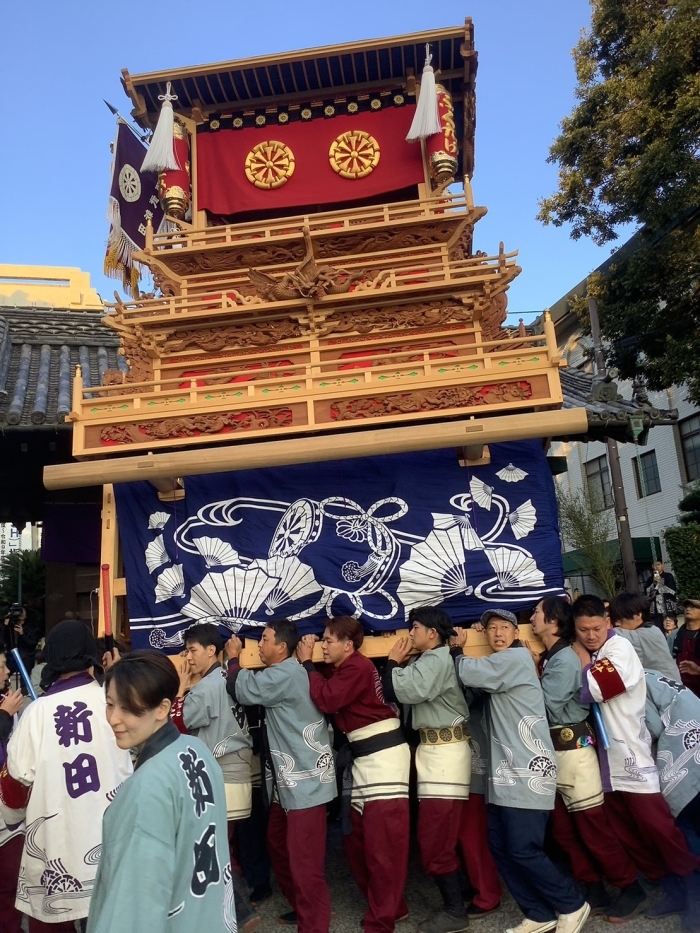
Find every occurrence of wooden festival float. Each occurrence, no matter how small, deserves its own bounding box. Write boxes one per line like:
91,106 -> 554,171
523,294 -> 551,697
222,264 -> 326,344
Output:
44,22 -> 593,662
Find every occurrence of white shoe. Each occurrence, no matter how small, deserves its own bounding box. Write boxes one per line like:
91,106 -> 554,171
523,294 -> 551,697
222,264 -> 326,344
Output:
555,903 -> 591,933
505,920 -> 557,933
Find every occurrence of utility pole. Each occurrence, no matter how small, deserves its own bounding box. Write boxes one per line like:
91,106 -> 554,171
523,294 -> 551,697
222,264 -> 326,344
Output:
588,297 -> 639,593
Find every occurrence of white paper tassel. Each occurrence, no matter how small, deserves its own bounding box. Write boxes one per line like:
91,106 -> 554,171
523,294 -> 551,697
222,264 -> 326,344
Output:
406,44 -> 442,142
141,82 -> 179,172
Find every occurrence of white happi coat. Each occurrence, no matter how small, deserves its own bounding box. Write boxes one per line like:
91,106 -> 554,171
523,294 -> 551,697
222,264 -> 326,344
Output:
582,632 -> 659,794
4,676 -> 132,922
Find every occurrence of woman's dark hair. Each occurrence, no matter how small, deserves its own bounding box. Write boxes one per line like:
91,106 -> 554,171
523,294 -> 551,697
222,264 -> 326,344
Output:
540,597 -> 575,643
183,622 -> 223,654
267,619 -> 300,657
104,650 -> 179,716
609,593 -> 650,624
408,606 -> 455,643
325,616 -> 364,651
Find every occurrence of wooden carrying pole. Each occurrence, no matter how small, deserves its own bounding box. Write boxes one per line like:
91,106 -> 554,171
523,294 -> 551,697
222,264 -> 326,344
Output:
44,408 -> 588,490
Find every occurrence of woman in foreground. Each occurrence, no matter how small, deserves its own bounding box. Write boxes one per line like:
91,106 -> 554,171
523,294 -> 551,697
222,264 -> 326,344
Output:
87,650 -> 235,933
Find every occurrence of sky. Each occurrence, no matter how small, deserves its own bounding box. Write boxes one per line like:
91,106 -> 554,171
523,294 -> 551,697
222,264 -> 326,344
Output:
0,0 -> 618,319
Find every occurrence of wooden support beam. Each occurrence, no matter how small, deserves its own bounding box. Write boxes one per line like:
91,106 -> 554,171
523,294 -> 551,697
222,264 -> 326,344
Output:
44,408 -> 589,490
99,485 -> 120,639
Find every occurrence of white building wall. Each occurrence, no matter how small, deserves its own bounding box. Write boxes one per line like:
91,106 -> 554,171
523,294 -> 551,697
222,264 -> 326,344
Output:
552,383 -> 698,573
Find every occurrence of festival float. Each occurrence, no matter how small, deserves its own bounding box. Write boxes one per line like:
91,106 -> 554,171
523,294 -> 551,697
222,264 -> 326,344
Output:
42,22 -> 650,661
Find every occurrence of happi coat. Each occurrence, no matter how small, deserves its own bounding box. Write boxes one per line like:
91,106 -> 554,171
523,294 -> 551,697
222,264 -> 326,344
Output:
617,626 -> 680,680
304,652 -> 409,808
390,645 -> 470,799
580,631 -> 660,794
230,657 -> 336,811
4,674 -> 132,922
456,647 -> 557,810
183,664 -> 252,819
644,670 -> 700,817
87,723 -> 235,933
0,701 -> 24,849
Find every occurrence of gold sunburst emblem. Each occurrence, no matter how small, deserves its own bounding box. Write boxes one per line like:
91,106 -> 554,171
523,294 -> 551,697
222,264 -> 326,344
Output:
244,141 -> 295,189
329,130 -> 380,179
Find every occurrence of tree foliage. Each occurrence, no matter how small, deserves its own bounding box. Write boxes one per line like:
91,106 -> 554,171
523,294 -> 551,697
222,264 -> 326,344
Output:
538,0 -> 700,400
0,549 -> 46,623
557,486 -> 621,597
665,524 -> 700,600
677,482 -> 700,525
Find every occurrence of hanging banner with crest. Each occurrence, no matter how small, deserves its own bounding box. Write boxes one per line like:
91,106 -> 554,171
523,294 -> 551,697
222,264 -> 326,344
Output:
114,440 -> 566,651
104,120 -> 165,296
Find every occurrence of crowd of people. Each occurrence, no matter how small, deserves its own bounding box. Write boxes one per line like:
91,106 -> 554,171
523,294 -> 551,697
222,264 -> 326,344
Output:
0,585 -> 699,933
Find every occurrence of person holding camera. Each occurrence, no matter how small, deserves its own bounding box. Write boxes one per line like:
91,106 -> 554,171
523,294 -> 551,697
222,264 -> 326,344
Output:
644,561 -> 678,632
0,607 -> 39,695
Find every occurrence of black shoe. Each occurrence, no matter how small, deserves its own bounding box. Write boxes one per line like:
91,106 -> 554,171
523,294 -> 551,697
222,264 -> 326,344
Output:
278,911 -> 298,925
645,875 -> 685,919
585,881 -> 612,913
250,883 -> 273,906
417,911 -> 469,933
467,903 -> 500,919
605,881 -> 648,923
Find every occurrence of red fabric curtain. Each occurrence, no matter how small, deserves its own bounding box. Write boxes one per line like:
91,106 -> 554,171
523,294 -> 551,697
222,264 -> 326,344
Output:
196,105 -> 425,217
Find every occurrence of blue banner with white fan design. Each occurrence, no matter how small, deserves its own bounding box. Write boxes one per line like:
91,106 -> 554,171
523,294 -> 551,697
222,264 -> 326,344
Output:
114,440 -> 565,650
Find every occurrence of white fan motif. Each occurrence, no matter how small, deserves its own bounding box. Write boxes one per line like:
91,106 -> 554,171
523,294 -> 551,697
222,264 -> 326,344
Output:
485,547 -> 545,590
145,535 -> 169,573
249,556 -> 322,614
148,510 -> 171,530
182,566 -> 278,631
432,512 -> 484,551
508,500 -> 537,540
496,463 -> 529,483
397,525 -> 471,614
469,476 -> 493,510
154,564 -> 186,603
194,536 -> 240,569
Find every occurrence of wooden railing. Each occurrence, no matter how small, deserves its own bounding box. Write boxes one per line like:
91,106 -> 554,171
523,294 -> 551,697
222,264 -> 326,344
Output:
145,192 -> 483,254
106,246 -> 520,326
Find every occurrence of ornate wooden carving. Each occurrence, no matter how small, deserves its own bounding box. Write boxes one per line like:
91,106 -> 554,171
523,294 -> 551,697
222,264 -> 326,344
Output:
316,300 -> 474,337
330,381 -> 533,421
100,407 -> 294,444
316,224 -> 460,258
164,243 -> 307,277
166,319 -> 302,353
101,336 -> 154,394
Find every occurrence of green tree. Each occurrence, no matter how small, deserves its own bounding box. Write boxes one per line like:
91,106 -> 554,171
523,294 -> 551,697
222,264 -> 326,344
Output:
538,0 -> 700,400
0,550 -> 46,631
557,487 -> 622,597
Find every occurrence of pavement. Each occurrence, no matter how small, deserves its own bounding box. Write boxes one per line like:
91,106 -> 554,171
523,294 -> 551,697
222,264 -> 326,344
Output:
253,823 -> 687,933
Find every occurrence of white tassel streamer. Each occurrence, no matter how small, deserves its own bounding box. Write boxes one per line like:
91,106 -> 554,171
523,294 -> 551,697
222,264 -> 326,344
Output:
406,44 -> 442,142
141,82 -> 179,172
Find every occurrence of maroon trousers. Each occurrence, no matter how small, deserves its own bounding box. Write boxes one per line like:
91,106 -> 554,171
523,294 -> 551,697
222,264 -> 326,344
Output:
344,799 -> 410,933
418,798 -> 466,876
267,802 -> 330,933
604,791 -> 700,881
28,921 -> 77,933
458,794 -> 502,910
550,795 -> 637,889
0,835 -> 23,933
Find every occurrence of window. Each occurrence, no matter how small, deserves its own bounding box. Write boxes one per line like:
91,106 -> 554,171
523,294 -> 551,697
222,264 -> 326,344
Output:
633,450 -> 662,497
680,414 -> 700,482
585,455 -> 613,510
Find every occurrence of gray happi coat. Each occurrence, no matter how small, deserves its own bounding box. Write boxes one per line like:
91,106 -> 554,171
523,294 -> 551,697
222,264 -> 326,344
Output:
456,647 -> 557,810
184,665 -> 252,783
391,646 -> 469,729
617,627 -> 681,681
540,644 -> 589,726
644,670 -> 700,817
234,657 -> 336,811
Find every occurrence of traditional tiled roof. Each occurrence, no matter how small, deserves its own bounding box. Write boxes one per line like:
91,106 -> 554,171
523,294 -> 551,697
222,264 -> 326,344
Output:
559,368 -> 677,443
0,308 -> 124,428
